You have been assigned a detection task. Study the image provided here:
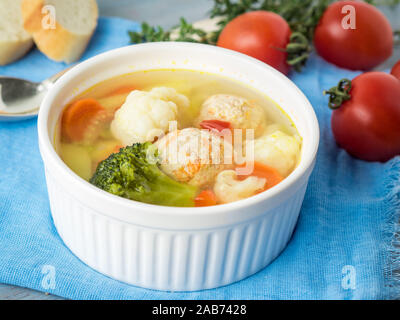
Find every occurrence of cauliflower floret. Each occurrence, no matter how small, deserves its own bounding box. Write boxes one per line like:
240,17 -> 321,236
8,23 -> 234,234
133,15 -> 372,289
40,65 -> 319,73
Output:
252,130 -> 301,177
156,128 -> 232,187
196,94 -> 266,137
111,87 -> 189,146
214,170 -> 266,204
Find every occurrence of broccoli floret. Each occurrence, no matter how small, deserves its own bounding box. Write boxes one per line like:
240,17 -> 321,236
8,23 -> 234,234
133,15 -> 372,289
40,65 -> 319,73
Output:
90,142 -> 198,207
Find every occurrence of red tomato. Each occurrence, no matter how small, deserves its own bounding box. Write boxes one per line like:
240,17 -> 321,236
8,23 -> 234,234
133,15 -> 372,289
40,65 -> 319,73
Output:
314,1 -> 393,70
199,120 -> 231,132
217,11 -> 291,75
329,72 -> 400,162
195,190 -> 217,207
391,60 -> 400,80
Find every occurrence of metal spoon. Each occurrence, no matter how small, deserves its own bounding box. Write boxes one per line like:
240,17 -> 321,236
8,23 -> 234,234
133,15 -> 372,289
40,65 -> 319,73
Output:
0,67 -> 73,122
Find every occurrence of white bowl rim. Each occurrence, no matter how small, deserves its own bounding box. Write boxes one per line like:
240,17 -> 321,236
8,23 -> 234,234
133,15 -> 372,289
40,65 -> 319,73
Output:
38,42 -> 319,218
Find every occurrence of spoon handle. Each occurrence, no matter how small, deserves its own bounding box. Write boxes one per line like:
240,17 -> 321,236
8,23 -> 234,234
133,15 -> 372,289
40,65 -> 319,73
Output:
42,65 -> 75,88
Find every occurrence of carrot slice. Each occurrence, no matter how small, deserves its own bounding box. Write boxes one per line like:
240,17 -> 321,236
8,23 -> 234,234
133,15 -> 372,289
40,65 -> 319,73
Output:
237,162 -> 284,191
62,99 -> 106,142
108,85 -> 136,96
195,190 -> 217,207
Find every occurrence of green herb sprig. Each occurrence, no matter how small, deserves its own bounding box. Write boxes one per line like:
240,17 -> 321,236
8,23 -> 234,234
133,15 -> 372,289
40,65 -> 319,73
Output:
129,18 -> 211,44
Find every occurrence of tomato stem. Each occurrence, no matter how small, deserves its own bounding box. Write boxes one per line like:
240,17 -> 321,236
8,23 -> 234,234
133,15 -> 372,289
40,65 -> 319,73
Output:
324,79 -> 352,109
286,32 -> 311,72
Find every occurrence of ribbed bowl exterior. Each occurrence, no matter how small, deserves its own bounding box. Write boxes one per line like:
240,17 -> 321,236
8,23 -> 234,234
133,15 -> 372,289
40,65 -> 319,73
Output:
46,169 -> 307,291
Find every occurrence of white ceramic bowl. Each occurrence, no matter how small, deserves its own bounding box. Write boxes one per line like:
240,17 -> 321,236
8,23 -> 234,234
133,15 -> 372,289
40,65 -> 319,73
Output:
38,42 -> 319,291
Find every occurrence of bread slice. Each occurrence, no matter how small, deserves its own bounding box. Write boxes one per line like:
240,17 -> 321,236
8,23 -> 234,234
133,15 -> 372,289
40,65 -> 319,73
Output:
0,0 -> 34,65
22,0 -> 98,63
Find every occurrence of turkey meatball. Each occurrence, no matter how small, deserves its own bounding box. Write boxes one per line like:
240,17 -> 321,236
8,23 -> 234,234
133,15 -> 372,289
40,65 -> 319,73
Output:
155,128 -> 232,187
196,94 -> 266,137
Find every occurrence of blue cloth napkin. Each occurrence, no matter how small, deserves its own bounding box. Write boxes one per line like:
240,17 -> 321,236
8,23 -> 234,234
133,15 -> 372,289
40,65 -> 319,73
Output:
0,17 -> 399,300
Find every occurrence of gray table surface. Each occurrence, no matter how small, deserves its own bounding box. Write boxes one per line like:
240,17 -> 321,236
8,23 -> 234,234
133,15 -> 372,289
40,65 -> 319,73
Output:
1,0 -> 399,300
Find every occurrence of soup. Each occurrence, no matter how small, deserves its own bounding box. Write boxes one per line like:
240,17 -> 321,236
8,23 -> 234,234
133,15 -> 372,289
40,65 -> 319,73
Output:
58,69 -> 302,207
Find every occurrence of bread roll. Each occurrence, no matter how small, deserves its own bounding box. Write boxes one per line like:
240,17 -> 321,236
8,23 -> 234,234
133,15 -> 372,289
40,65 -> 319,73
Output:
0,0 -> 33,65
22,0 -> 98,63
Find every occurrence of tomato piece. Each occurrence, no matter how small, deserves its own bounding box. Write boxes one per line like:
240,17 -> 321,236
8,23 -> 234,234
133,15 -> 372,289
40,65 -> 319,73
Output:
329,72 -> 400,162
195,190 -> 217,207
314,1 -> 393,70
391,60 -> 400,80
199,120 -> 231,132
217,11 -> 291,75
237,162 -> 284,191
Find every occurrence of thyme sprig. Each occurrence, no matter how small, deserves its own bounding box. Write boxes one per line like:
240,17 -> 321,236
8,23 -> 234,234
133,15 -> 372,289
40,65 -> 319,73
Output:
128,23 -> 170,43
129,18 -> 212,44
210,0 -> 331,41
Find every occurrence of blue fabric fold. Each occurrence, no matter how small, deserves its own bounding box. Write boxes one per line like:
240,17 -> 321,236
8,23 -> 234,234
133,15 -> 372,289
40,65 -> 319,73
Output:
0,17 -> 399,300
